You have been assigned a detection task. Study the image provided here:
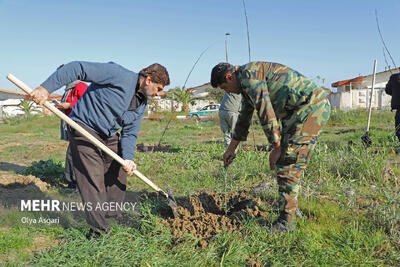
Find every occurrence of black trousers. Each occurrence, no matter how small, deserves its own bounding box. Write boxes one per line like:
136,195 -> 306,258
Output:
69,123 -> 127,233
65,138 -> 75,184
395,110 -> 400,143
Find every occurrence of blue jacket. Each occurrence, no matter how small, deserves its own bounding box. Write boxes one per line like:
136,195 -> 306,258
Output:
41,61 -> 146,160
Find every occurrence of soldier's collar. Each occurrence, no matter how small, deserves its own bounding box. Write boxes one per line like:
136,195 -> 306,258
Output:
234,65 -> 246,93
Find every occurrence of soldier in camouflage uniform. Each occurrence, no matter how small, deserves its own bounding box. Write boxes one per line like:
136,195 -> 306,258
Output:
210,62 -> 331,232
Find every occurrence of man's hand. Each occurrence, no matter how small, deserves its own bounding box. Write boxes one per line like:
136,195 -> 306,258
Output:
223,139 -> 240,168
55,102 -> 71,110
123,160 -> 136,175
269,144 -> 281,171
31,86 -> 50,105
223,150 -> 236,168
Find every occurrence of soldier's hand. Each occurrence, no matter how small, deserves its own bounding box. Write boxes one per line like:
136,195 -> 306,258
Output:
31,86 -> 50,105
269,146 -> 281,170
123,160 -> 136,176
223,139 -> 240,168
223,150 -> 236,168
55,102 -> 71,110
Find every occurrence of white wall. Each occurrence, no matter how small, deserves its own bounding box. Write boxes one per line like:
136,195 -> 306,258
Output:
328,88 -> 391,110
363,71 -> 393,89
148,99 -> 216,113
327,93 -> 340,109
338,91 -> 353,110
0,99 -> 42,120
0,92 -> 25,101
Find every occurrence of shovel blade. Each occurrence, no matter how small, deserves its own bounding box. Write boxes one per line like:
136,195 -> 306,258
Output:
361,132 -> 372,147
166,188 -> 179,217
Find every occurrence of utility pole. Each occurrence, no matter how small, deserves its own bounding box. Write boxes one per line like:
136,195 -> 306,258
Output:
225,32 -> 230,63
242,0 -> 251,62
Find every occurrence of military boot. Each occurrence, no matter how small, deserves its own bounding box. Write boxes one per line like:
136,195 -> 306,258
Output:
270,213 -> 295,233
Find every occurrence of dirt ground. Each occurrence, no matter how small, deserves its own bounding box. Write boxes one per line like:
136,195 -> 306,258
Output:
241,144 -> 269,152
0,172 -> 49,190
136,143 -> 171,153
0,172 -> 51,208
0,172 -> 60,263
161,191 -> 270,248
0,169 -> 272,248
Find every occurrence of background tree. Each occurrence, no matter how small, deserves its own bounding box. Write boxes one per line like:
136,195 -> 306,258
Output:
165,87 -> 201,112
206,86 -> 224,103
314,75 -> 326,86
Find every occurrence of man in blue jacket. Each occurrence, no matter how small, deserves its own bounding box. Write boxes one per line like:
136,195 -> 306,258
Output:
30,61 -> 170,238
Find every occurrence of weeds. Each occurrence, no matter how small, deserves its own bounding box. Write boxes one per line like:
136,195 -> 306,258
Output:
22,159 -> 65,185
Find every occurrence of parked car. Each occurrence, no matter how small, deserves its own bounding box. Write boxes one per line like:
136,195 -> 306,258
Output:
187,104 -> 220,119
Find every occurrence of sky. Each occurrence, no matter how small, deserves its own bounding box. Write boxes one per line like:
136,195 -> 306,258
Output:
0,0 -> 399,94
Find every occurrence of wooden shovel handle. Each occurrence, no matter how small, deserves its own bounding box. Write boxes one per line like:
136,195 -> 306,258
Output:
6,74 -> 164,194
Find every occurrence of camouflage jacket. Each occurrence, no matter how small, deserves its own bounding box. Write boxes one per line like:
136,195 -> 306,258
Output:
232,62 -> 328,144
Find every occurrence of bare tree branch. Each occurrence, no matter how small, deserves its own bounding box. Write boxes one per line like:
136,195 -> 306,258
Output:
375,9 -> 396,69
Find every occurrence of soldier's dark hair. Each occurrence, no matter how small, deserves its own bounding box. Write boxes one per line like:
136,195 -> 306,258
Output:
139,63 -> 170,86
210,62 -> 235,88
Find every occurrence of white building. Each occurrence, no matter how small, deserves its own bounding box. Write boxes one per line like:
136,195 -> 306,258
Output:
328,68 -> 399,110
187,82 -> 212,98
147,82 -> 216,113
148,98 -> 214,113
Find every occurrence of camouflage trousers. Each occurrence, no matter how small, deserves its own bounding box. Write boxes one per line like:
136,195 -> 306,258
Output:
275,97 -> 331,222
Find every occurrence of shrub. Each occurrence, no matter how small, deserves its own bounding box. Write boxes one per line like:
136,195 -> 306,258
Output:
17,100 -> 41,119
22,159 -> 65,185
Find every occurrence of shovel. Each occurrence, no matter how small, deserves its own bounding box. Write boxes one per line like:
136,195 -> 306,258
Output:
361,60 -> 377,147
7,74 -> 178,216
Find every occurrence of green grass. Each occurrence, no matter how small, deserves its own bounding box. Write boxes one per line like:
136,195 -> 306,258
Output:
0,110 -> 399,266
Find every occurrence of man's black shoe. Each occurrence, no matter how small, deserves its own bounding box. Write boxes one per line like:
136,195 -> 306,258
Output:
65,182 -> 77,192
85,229 -> 101,240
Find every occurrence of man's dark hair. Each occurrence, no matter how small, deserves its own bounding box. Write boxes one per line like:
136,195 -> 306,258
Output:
139,63 -> 170,86
210,62 -> 235,88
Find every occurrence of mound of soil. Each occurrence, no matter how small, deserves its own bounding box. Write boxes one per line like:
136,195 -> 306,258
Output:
162,191 -> 268,248
241,144 -> 269,152
0,172 -> 50,192
335,129 -> 356,134
0,172 -> 51,208
136,143 -> 171,153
